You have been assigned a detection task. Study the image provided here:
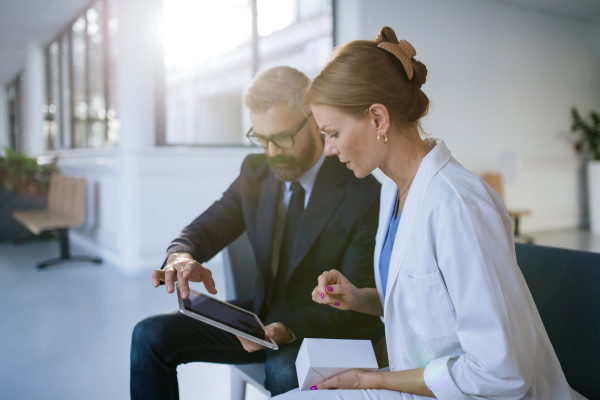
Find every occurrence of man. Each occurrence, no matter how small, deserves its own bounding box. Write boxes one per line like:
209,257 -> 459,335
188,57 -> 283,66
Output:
130,66 -> 383,399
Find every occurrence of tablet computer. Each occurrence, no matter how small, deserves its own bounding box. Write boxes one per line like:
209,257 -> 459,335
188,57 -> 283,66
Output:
176,283 -> 279,350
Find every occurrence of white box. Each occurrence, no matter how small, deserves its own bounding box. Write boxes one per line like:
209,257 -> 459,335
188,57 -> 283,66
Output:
295,339 -> 379,391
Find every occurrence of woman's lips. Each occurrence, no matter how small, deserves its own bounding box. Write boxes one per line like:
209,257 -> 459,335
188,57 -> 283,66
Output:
346,162 -> 352,169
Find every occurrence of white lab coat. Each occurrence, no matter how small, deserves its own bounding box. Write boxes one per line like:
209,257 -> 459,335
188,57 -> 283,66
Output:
275,140 -> 578,400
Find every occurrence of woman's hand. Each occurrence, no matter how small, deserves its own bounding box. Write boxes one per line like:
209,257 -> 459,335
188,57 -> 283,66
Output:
310,369 -> 435,397
311,369 -> 369,390
311,269 -> 364,311
312,270 -> 384,316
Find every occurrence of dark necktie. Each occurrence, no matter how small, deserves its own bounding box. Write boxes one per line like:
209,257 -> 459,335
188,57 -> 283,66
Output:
263,182 -> 305,322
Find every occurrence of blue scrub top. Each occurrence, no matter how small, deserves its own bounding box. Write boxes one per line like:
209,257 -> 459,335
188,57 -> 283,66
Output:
380,192 -> 401,298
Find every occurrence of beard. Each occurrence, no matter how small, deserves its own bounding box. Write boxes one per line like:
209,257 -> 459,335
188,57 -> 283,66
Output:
266,133 -> 317,182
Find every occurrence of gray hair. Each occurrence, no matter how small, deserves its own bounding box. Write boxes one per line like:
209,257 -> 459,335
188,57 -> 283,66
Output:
244,66 -> 310,113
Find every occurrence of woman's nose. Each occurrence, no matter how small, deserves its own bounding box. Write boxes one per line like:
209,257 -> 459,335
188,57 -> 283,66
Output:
324,139 -> 339,156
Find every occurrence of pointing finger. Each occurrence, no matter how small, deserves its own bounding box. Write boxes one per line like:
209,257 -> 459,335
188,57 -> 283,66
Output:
151,269 -> 164,287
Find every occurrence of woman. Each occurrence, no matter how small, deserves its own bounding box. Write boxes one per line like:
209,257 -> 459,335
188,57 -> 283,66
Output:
275,27 -> 576,399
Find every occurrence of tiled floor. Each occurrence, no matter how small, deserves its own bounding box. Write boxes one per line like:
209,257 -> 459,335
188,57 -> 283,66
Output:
1,229 -> 597,400
0,239 -> 240,400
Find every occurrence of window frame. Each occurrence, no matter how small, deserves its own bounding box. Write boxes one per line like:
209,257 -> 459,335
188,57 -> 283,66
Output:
44,0 -> 117,150
155,0 -> 335,148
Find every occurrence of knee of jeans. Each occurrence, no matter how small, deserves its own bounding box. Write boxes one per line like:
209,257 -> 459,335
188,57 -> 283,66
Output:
131,316 -> 168,367
264,352 -> 297,384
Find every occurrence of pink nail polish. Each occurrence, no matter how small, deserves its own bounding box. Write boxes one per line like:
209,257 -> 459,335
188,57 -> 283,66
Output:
326,286 -> 333,292
310,386 -> 317,390
334,302 -> 340,306
320,293 -> 325,299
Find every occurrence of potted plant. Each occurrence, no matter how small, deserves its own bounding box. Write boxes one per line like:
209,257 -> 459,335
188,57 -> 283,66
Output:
571,108 -> 600,235
0,148 -> 58,242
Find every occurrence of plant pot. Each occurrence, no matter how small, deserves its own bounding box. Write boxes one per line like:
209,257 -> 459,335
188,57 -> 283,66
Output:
589,161 -> 600,235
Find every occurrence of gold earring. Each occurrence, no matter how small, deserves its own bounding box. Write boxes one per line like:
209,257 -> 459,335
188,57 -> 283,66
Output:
377,132 -> 388,145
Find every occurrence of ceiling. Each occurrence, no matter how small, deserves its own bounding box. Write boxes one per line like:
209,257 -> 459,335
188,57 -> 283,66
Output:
0,0 -> 599,86
0,0 -> 92,85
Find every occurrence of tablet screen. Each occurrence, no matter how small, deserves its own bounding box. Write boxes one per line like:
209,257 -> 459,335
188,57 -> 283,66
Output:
183,291 -> 267,340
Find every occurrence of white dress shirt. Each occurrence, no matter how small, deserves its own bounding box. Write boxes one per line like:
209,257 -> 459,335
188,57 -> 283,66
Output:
282,152 -> 326,210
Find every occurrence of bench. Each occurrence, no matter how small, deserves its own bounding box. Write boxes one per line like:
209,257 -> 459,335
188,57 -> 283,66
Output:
12,173 -> 102,269
515,243 -> 599,400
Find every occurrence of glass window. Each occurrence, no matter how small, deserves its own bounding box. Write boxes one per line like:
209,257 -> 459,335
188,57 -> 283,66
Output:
162,0 -> 253,145
87,3 -> 107,147
43,0 -> 118,150
6,73 -> 24,151
45,41 -> 61,150
71,16 -> 88,148
161,0 -> 332,146
107,0 -> 119,145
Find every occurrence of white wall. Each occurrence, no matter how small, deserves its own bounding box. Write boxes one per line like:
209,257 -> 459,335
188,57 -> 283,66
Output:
336,0 -> 600,232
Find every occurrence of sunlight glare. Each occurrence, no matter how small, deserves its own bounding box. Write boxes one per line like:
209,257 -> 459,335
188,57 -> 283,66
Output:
162,0 -> 252,70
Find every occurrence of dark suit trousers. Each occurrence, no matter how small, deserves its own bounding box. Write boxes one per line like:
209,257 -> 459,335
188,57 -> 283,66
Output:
130,310 -> 301,400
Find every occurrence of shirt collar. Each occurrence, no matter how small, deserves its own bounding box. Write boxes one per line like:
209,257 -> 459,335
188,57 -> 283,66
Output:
284,152 -> 326,194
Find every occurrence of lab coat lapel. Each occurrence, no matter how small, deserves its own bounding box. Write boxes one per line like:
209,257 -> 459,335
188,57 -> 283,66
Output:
374,181 -> 398,308
383,140 -> 452,313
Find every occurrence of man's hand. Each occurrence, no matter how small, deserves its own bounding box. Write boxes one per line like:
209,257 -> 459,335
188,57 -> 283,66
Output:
236,322 -> 293,352
151,252 -> 217,299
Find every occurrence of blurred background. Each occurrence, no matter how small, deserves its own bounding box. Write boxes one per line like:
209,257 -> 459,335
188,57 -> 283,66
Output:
0,0 -> 599,399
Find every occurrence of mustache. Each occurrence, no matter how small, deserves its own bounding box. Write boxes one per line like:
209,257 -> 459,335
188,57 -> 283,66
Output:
267,154 -> 293,166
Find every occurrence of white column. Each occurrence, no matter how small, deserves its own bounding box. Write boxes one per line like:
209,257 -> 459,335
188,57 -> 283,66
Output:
0,87 -> 8,149
113,0 -> 162,270
24,42 -> 45,156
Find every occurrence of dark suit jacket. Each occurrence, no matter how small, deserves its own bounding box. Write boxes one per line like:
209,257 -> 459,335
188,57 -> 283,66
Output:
166,153 -> 383,340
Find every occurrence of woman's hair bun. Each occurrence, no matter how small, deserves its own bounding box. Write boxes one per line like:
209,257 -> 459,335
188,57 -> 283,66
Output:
412,59 -> 427,86
376,26 -> 399,45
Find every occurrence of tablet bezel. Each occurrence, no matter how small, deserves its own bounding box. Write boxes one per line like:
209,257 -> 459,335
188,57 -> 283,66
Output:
176,283 -> 279,350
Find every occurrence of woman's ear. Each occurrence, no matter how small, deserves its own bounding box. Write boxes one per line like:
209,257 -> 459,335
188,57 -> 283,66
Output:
368,104 -> 391,135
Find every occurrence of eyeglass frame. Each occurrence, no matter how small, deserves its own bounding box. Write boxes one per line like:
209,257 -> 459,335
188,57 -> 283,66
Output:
245,112 -> 313,149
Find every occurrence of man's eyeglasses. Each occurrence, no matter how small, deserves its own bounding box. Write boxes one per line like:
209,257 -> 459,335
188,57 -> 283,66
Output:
246,113 -> 312,149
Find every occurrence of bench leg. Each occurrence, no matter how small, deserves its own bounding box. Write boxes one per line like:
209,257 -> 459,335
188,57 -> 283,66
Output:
37,229 -> 103,269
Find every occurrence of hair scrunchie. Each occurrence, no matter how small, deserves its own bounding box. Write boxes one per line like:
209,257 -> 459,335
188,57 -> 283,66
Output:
377,40 -> 417,80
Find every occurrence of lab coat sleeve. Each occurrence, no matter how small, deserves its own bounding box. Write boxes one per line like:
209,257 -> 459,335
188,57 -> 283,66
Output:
424,205 -> 537,400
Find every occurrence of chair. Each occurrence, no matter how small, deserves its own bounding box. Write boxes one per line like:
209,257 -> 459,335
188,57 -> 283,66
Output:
515,243 -> 600,400
12,173 -> 102,269
223,232 -> 271,399
483,173 -> 533,243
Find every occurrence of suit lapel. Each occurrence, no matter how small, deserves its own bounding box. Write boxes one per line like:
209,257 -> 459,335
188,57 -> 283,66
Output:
287,157 -> 346,278
255,170 -> 281,286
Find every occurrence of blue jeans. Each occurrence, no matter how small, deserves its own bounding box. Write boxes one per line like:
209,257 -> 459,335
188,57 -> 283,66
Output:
130,310 -> 301,399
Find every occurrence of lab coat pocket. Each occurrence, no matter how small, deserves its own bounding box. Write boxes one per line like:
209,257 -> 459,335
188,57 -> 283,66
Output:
399,272 -> 457,338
